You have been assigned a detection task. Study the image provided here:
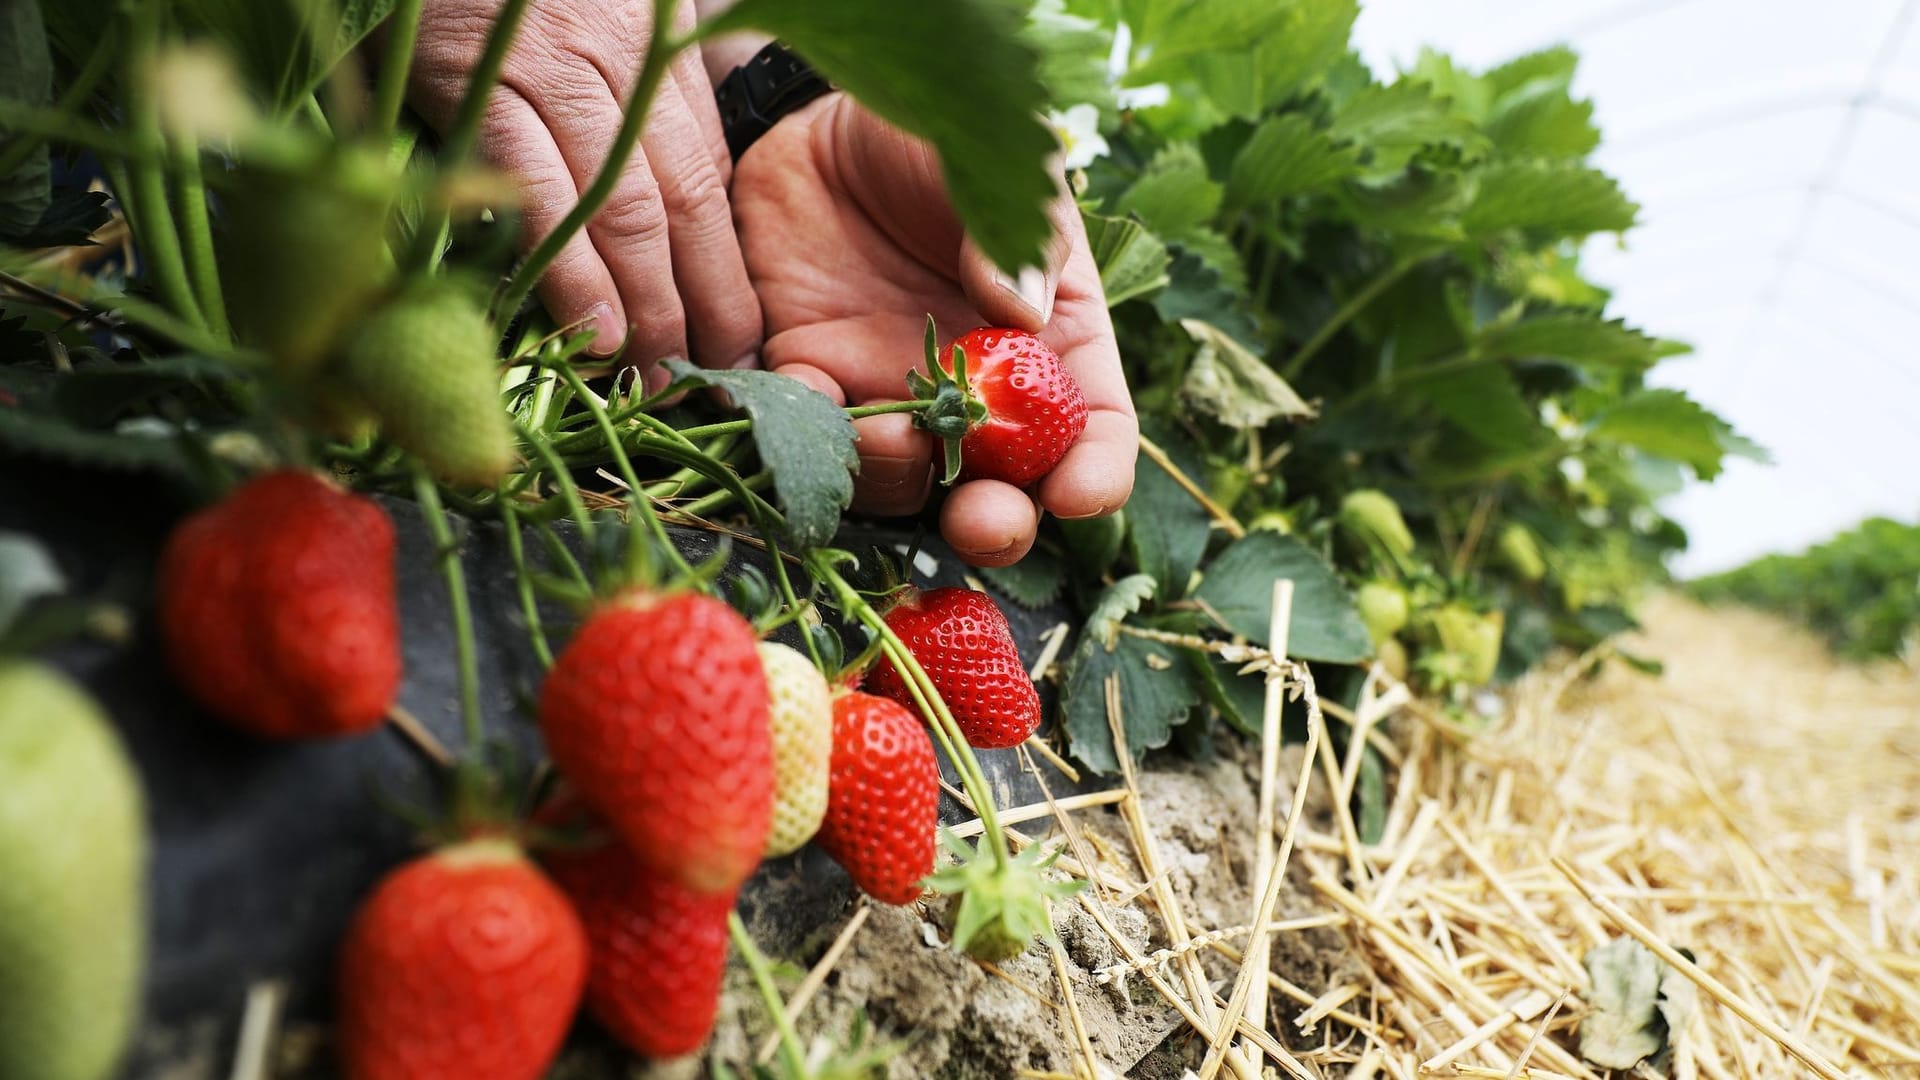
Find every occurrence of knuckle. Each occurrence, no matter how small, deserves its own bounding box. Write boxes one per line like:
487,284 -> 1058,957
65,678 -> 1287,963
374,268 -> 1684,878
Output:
595,184 -> 669,246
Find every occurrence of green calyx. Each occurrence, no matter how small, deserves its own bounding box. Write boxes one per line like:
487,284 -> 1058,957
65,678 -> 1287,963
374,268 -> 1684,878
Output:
904,316 -> 988,484
927,831 -> 1083,963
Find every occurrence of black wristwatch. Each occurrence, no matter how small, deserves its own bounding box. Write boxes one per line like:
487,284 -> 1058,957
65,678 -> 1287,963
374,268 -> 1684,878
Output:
714,42 -> 833,162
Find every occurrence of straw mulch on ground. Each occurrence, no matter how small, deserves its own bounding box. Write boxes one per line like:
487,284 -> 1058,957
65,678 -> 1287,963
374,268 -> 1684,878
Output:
744,592 -> 1916,1079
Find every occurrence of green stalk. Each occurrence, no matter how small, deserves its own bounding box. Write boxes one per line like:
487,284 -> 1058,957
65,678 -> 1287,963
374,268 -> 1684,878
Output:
550,361 -> 695,580
727,912 -> 810,1078
404,0 -> 534,271
124,2 -> 203,329
516,419 -> 597,544
668,398 -> 939,443
676,471 -> 770,519
1280,250 -> 1434,382
370,0 -> 425,143
498,497 -> 556,668
170,144 -> 230,340
413,469 -> 485,750
492,0 -> 682,326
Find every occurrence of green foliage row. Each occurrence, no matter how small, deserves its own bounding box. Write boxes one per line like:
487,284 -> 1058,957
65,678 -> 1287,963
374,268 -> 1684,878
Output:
999,0 -> 1761,781
1692,518 -> 1920,661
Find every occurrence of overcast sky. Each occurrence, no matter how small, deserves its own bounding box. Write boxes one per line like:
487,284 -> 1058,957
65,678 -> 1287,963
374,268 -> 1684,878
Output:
1352,0 -> 1920,576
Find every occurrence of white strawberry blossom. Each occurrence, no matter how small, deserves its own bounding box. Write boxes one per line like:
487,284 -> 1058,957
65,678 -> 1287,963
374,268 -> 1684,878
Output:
1049,104 -> 1110,171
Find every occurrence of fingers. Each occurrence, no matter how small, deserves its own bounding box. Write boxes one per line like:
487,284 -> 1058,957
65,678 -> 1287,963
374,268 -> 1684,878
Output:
642,74 -> 764,372
940,481 -> 1040,567
846,408 -> 933,518
1036,408 -> 1137,520
475,88 -> 628,354
958,167 -> 1077,332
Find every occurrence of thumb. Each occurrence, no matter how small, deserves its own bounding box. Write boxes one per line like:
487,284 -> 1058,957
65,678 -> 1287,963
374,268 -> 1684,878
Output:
958,176 -> 1077,333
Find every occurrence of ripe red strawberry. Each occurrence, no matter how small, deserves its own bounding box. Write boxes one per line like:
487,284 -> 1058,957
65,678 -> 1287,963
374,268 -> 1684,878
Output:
949,327 -> 1088,487
864,586 -> 1041,750
538,590 -> 773,894
158,469 -> 400,739
814,691 -> 939,905
542,801 -> 735,1059
336,839 -> 587,1080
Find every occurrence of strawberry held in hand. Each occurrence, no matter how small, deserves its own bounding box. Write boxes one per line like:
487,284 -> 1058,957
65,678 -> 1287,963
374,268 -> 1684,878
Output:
336,839 -> 587,1080
158,470 -> 401,740
814,691 -> 940,905
539,589 -> 774,894
910,324 -> 1088,488
542,798 -> 735,1059
864,586 -> 1041,750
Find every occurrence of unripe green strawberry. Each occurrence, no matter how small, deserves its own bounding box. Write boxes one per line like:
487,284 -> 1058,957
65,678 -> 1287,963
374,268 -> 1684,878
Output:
1432,604 -> 1504,686
339,280 -> 514,486
0,661 -> 146,1080
220,148 -> 397,374
1497,523 -> 1548,583
1356,581 -> 1409,646
758,641 -> 832,858
1340,490 -> 1415,559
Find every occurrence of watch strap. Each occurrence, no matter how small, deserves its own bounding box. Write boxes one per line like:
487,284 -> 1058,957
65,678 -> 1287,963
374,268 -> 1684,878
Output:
715,42 -> 832,162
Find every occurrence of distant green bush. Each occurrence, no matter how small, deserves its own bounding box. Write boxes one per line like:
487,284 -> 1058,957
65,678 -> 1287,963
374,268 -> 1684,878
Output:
1691,518 -> 1920,661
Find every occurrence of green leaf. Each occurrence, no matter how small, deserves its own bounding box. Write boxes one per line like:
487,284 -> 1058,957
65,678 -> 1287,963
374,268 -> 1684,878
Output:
1329,81 -> 1487,181
6,189 -> 112,249
1192,531 -> 1371,663
1026,0 -> 1114,108
1190,649 -> 1268,737
1580,939 -> 1678,1070
1485,45 -> 1580,99
1409,48 -> 1492,121
1225,113 -> 1361,208
1126,423 -> 1211,599
1338,163 -> 1472,237
0,530 -> 66,636
1116,142 -> 1222,241
1058,512 -> 1126,582
1060,579 -> 1196,774
979,548 -> 1066,610
713,0 -> 1056,274
1122,0 -> 1298,86
1408,362 -> 1548,451
1462,161 -> 1638,238
1477,312 -> 1686,371
1174,227 -> 1246,293
1355,744 -> 1387,843
1182,0 -> 1358,117
1588,389 -> 1768,481
1082,210 -> 1172,307
1178,318 -> 1314,429
1484,84 -> 1598,159
661,360 -> 858,548
1152,250 -> 1261,346
0,0 -> 52,239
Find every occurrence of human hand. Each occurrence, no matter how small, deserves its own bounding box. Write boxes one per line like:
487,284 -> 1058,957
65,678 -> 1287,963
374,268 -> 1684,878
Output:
728,93 -> 1138,567
409,0 -> 761,387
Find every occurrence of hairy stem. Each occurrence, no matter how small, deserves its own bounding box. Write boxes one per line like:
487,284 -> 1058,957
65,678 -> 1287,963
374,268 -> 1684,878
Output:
370,0 -> 425,143
413,469 -> 485,751
727,911 -> 810,1078
170,145 -> 230,340
497,497 -> 556,668
1280,250 -> 1434,382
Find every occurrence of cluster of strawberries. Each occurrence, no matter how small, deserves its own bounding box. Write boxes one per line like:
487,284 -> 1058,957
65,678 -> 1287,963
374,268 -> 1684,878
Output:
157,472 -> 1044,1079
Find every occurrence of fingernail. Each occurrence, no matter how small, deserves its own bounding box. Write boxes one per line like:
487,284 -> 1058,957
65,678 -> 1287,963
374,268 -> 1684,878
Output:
994,266 -> 1053,325
729,352 -> 761,370
584,303 -> 625,357
862,455 -> 920,489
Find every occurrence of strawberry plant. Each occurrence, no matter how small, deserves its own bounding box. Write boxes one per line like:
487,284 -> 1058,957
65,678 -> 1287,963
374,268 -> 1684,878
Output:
1692,517 -> 1920,661
0,0 -> 1771,1068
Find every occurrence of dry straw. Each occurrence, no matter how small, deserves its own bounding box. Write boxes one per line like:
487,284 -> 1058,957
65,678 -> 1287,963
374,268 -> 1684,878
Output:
921,590 -> 1919,1078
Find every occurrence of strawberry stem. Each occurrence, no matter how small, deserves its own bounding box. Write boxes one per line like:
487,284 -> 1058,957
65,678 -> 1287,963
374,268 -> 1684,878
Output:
727,911 -> 811,1078
665,398 -> 940,444
412,467 -> 485,752
548,360 -> 695,583
496,497 -> 555,668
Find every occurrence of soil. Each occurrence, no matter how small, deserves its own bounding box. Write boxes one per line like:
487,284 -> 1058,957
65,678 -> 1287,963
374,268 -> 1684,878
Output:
694,743 -> 1367,1079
